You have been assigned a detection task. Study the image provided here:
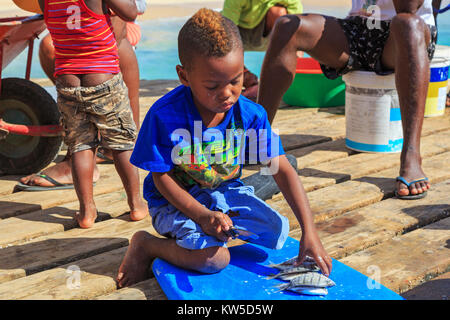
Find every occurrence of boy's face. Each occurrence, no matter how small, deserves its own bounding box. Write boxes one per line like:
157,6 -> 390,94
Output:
177,48 -> 244,116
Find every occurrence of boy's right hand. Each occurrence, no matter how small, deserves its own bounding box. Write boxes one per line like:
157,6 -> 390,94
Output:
199,211 -> 234,242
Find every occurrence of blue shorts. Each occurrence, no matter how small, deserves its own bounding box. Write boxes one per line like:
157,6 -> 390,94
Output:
149,180 -> 289,251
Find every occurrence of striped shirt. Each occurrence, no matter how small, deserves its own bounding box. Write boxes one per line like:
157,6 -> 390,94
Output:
44,0 -> 120,77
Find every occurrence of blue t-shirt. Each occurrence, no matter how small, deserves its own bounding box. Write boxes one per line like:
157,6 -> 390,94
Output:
130,85 -> 285,207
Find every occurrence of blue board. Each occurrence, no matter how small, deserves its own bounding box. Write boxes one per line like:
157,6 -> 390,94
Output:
152,237 -> 403,300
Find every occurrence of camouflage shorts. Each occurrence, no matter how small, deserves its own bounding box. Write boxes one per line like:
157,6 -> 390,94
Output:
56,73 -> 137,153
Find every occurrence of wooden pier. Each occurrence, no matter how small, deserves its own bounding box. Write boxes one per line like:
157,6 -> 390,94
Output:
0,79 -> 448,300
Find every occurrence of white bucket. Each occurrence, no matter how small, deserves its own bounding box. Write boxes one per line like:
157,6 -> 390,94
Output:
342,71 -> 402,153
425,55 -> 449,117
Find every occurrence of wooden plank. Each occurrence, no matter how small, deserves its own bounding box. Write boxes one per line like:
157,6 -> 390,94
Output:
280,131 -> 450,194
269,180 -> 384,231
0,175 -> 21,196
241,138 -> 354,178
271,151 -> 450,235
289,180 -> 450,259
401,271 -> 450,300
0,190 -> 132,248
95,278 -> 166,300
338,217 -> 450,294
280,118 -> 346,151
0,166 -> 147,220
0,247 -> 127,300
0,215 -> 153,284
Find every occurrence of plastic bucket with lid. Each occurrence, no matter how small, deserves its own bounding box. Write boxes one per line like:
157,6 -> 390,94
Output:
424,57 -> 449,117
342,71 -> 402,153
282,58 -> 346,108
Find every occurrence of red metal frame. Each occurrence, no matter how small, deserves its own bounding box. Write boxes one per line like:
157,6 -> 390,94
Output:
0,118 -> 62,136
0,14 -> 63,138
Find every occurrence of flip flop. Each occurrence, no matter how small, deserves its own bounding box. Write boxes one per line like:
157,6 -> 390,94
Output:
15,173 -> 95,192
394,176 -> 429,200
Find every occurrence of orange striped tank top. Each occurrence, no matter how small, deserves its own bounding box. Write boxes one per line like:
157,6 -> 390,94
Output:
44,0 -> 120,77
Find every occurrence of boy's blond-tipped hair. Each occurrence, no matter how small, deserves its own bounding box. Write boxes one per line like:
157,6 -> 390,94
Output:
178,8 -> 242,69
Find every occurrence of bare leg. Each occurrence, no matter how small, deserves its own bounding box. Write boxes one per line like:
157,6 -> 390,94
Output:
381,13 -> 431,197
242,5 -> 289,102
72,148 -> 98,228
117,231 -> 230,288
111,149 -> 148,221
257,14 -> 350,123
20,20 -> 141,186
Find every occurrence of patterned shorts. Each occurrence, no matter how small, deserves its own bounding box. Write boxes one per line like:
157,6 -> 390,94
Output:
320,16 -> 438,79
57,73 -> 137,153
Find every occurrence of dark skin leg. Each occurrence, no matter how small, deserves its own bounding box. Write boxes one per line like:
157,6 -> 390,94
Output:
72,148 -> 98,229
242,5 -> 289,101
116,231 -> 230,288
111,149 -> 148,221
257,12 -> 430,197
381,13 -> 431,196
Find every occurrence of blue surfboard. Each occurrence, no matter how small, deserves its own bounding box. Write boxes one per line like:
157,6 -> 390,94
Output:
152,237 -> 403,300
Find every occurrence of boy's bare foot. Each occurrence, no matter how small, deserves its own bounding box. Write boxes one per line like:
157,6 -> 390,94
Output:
75,206 -> 98,229
19,159 -> 100,187
130,200 -> 149,221
117,231 -> 155,288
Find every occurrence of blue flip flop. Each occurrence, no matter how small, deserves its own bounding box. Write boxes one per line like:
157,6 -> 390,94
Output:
15,173 -> 95,192
395,176 -> 429,200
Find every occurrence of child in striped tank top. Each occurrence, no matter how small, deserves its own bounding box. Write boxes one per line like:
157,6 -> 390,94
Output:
38,0 -> 148,228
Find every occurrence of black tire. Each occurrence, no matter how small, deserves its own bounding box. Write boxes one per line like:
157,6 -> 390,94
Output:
0,78 -> 63,175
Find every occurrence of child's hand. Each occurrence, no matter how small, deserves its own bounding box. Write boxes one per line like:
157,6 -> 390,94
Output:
295,230 -> 332,276
199,210 -> 234,242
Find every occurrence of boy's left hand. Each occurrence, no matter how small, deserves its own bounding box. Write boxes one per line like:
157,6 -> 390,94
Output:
295,230 -> 332,276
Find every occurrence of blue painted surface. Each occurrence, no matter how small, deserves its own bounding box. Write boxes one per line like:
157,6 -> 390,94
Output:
345,137 -> 403,153
152,237 -> 403,300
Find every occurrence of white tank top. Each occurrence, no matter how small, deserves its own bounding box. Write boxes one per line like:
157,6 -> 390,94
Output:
348,0 -> 435,26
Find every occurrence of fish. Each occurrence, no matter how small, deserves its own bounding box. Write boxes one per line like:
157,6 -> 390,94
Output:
275,272 -> 336,290
285,286 -> 328,296
266,264 -> 321,280
226,225 -> 259,240
268,255 -> 317,271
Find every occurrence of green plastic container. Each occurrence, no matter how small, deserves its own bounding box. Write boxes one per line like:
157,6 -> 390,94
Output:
282,58 -> 346,107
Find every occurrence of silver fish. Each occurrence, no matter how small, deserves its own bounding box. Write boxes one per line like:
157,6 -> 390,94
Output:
275,272 -> 336,290
268,256 -> 317,271
266,264 -> 320,280
285,286 -> 328,296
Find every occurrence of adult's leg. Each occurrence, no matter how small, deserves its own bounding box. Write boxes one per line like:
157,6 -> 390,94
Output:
242,5 -> 289,101
380,14 -> 431,197
257,14 -> 351,123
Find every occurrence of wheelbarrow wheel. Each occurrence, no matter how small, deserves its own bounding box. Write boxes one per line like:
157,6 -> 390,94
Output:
0,78 -> 63,175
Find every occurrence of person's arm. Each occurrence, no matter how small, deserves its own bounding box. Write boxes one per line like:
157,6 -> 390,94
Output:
392,0 -> 424,14
153,171 -> 233,242
105,0 -> 137,21
221,0 -> 246,26
270,155 -> 332,276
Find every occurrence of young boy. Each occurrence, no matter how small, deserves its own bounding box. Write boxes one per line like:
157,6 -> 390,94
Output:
37,0 -> 148,228
116,8 -> 331,288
